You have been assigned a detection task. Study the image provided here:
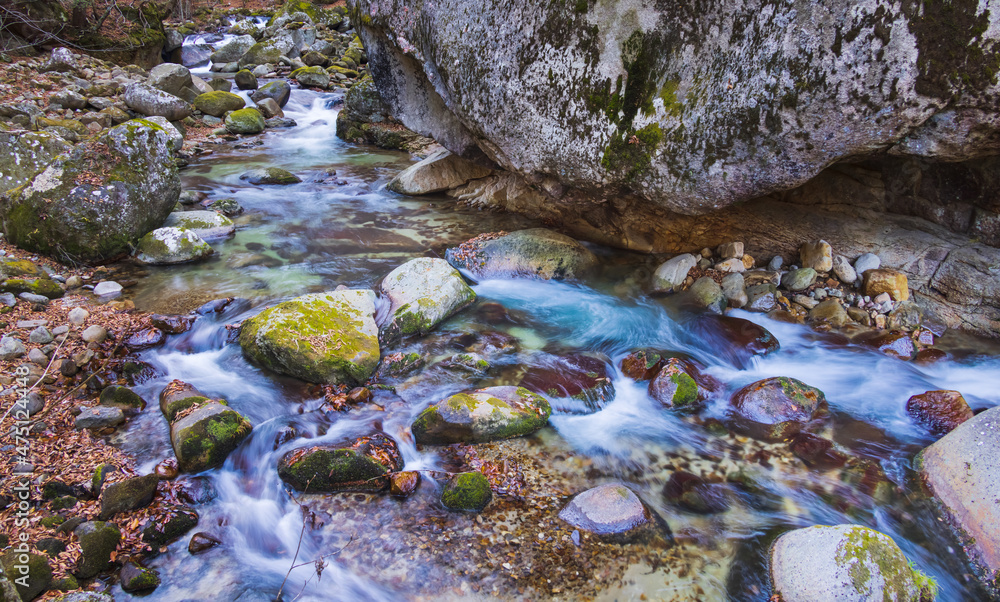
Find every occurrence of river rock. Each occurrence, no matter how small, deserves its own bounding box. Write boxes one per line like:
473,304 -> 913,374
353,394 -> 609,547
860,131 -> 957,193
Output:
239,289 -> 380,384
163,211 -> 235,242
99,385 -> 145,409
187,532 -> 221,555
770,524 -> 936,601
447,229 -> 598,281
235,69 -> 259,91
140,506 -> 199,546
255,98 -> 283,119
691,314 -> 779,368
169,401 -> 253,473
729,377 -> 826,441
208,77 -> 231,92
379,257 -> 476,342
225,107 -> 266,135
906,390 -> 973,436
74,521 -> 120,579
192,91 -> 246,117
854,330 -> 915,360
239,167 -> 301,185
809,299 -> 851,327
720,272 -> 747,308
519,353 -> 615,412
124,83 -> 192,121
652,253 -> 696,293
832,255 -> 857,284
387,148 -> 493,195
390,471 -> 420,498
277,433 -> 403,492
0,336 -> 26,360
238,38 -> 294,69
135,227 -> 213,265
293,65 -> 330,88
648,358 -> 699,410
558,483 -> 660,543
411,386 -> 551,444
864,269 -> 910,302
74,406 -> 125,430
800,240 -> 833,272
159,379 -> 210,422
677,276 -> 726,313
120,562 -> 160,593
918,405 -> 1000,595
251,80 -> 291,108
853,253 -> 881,276
1,550 -> 52,601
2,119 -> 179,263
29,325 -> 53,344
98,474 -> 158,519
441,472 -> 492,512
148,63 -> 193,98
211,35 -> 256,64
781,267 -> 817,291
663,471 -> 730,514
81,324 -> 107,343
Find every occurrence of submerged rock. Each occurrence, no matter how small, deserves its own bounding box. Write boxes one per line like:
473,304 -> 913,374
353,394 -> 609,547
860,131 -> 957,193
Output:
729,377 -> 826,441
906,390 -> 973,436
854,330 -> 915,361
378,257 -> 476,342
663,471 -> 730,514
169,402 -> 253,473
1,119 -> 180,263
441,471 -> 492,512
239,167 -> 301,185
140,506 -> 199,546
411,386 -> 551,444
239,289 -> 380,385
918,405 -> 1000,595
519,354 -> 615,412
558,483 -> 663,543
277,433 -> 403,492
446,229 -> 598,281
689,314 -> 779,368
134,227 -> 214,265
387,148 -> 493,195
770,524 -> 936,601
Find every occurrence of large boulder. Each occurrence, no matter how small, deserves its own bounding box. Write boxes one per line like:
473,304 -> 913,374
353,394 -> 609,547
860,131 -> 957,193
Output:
335,74 -> 433,152
354,0 -> 1000,214
251,81 -> 291,108
169,401 -> 252,473
378,257 -> 476,342
239,289 -> 380,384
411,386 -> 551,444
74,521 -> 120,579
1,119 -> 180,263
123,83 -> 192,121
224,107 -> 266,135
292,66 -> 330,88
387,148 -> 493,195
277,433 -> 403,492
1,550 -> 52,600
0,130 -> 71,196
210,35 -> 256,64
918,405 -> 1000,595
238,38 -> 295,69
770,524 -> 936,601
446,229 -> 598,280
192,91 -> 246,117
98,474 -> 158,519
147,63 -> 193,98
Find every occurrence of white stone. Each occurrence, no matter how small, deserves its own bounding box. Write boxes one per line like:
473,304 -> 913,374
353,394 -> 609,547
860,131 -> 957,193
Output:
652,253 -> 697,293
853,253 -> 881,276
93,281 -> 122,296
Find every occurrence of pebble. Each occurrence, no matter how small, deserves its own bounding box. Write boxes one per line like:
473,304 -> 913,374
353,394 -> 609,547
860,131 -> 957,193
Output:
28,326 -> 54,344
93,281 -> 123,296
28,348 -> 49,366
0,292 -> 15,307
814,288 -> 828,301
19,292 -> 49,304
82,325 -> 108,344
0,337 -> 26,360
68,307 -> 90,324
768,256 -> 784,271
874,292 -> 891,305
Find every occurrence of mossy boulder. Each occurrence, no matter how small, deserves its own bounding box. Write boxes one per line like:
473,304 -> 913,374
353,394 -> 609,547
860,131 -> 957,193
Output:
648,358 -> 700,410
169,402 -> 253,473
1,119 -> 180,263
159,380 -> 211,422
163,211 -> 234,242
239,289 -> 380,385
291,65 -> 330,88
251,81 -> 291,108
441,472 -> 492,512
120,562 -> 160,593
770,524 -> 936,601
35,116 -> 89,138
225,107 -> 266,135
98,385 -> 145,410
192,91 -> 246,117
379,257 -> 476,343
98,474 -> 158,519
277,433 -> 402,492
387,148 -> 494,195
411,386 -> 551,444
134,227 -> 213,265
239,167 -> 301,185
74,521 -> 120,579
140,506 -> 199,546
1,549 -> 52,600
238,39 -> 293,69
0,276 -> 63,299
446,229 -> 598,281
729,377 -> 826,441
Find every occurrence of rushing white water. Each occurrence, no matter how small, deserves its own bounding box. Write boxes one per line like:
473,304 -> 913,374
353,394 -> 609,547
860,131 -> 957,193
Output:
114,85 -> 1000,600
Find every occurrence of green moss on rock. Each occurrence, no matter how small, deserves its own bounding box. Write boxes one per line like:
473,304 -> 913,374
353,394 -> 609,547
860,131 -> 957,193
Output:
277,433 -> 402,492
441,472 -> 492,512
192,91 -> 246,117
412,386 -> 551,444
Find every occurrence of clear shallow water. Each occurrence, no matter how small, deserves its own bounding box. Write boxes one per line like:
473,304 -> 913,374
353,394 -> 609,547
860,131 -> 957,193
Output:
113,87 -> 1000,601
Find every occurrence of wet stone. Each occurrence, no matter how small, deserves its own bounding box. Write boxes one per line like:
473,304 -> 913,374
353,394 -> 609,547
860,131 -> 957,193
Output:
120,561 -> 161,593
663,471 -> 730,514
648,358 -> 700,410
277,433 -> 403,492
441,471 -> 492,512
141,506 -> 199,546
519,354 -> 614,412
789,433 -> 849,469
151,314 -> 194,334
690,314 -> 779,368
125,327 -> 165,350
558,483 -> 660,543
854,330 -> 915,360
188,532 -> 221,555
74,406 -> 124,430
729,377 -> 826,441
906,390 -> 973,436
99,474 -> 158,519
390,471 -> 420,498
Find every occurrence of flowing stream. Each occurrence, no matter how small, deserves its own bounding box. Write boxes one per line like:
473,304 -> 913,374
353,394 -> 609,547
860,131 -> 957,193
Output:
109,83 -> 1000,601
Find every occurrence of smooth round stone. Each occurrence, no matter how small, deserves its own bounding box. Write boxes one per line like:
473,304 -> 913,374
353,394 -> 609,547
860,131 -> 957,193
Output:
28,325 -> 54,344
82,325 -> 108,344
93,281 -> 123,296
781,267 -> 817,291
19,292 -> 49,304
558,483 -> 654,541
68,307 -> 90,324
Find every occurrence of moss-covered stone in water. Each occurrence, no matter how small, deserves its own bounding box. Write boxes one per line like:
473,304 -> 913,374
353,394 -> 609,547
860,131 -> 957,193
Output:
140,506 -> 199,546
192,91 -> 246,117
99,385 -> 146,409
441,471 -> 492,512
170,402 -> 252,473
239,289 -> 380,385
836,525 -> 938,600
224,107 -> 266,135
412,386 -> 551,444
121,562 -> 161,593
277,433 -> 402,492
